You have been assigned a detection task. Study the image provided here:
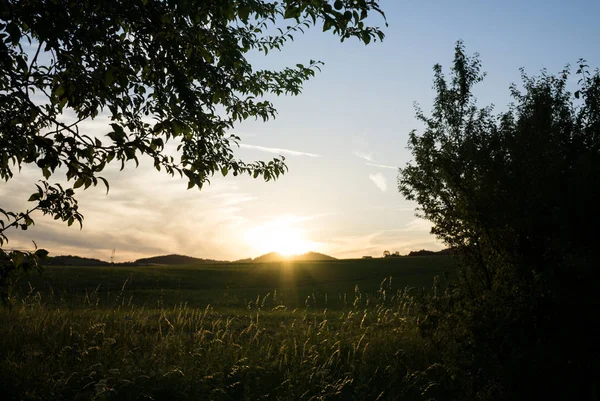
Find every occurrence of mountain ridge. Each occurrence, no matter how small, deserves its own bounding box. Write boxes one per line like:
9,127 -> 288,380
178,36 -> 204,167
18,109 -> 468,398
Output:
42,248 -> 452,266
252,251 -> 336,263
134,254 -> 226,265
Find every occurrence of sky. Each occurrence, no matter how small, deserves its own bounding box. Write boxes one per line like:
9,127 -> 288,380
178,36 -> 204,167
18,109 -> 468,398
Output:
2,0 -> 599,262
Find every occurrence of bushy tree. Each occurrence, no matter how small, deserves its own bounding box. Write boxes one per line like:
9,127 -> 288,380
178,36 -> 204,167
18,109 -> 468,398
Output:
399,42 -> 600,400
0,0 -> 386,303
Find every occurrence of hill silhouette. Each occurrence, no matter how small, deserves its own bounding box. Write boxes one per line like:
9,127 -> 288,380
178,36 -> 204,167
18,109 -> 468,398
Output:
42,249 -> 449,267
252,251 -> 336,263
134,254 -> 224,265
47,255 -> 110,266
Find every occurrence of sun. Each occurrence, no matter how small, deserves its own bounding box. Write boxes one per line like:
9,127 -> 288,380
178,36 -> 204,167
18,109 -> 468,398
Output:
246,216 -> 316,256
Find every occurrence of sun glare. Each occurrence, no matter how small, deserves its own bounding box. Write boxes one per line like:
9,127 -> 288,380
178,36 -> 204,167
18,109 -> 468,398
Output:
246,216 -> 317,256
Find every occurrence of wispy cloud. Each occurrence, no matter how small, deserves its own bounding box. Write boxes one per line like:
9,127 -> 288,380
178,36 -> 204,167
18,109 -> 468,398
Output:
400,218 -> 433,232
353,151 -> 373,162
0,162 -> 261,262
353,147 -> 396,170
369,173 -> 387,192
366,162 -> 398,170
240,144 -> 320,157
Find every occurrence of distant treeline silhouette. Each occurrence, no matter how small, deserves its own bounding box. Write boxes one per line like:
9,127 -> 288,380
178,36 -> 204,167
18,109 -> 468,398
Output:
407,248 -> 453,257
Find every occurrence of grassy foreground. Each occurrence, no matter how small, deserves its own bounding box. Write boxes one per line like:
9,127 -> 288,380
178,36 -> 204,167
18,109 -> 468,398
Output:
1,257 -> 454,401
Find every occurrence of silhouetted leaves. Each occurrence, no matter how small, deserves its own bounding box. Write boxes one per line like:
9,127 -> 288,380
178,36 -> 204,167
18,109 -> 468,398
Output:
0,245 -> 47,307
0,1 -> 386,299
399,42 -> 600,400
0,0 -> 387,246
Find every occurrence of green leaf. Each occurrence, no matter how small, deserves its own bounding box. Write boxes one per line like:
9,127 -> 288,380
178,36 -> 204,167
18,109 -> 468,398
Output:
11,252 -> 24,269
98,177 -> 110,194
284,7 -> 299,20
238,5 -> 250,22
28,193 -> 41,202
34,249 -> 49,258
104,69 -> 114,86
17,56 -> 28,73
6,22 -> 21,45
58,97 -> 68,111
54,84 -> 65,99
361,31 -> 371,44
24,215 -> 34,226
73,178 -> 84,189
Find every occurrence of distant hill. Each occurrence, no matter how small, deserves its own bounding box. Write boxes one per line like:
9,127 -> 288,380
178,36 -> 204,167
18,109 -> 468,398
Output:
134,254 -> 225,265
233,258 -> 253,264
47,255 -> 110,266
253,251 -> 336,263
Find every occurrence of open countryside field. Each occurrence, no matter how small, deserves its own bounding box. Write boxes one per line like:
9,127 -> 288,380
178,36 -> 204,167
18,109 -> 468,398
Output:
1,256 -> 456,401
13,256 -> 456,310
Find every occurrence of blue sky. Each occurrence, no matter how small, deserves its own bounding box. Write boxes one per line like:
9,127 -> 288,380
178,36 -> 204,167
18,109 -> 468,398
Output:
2,0 -> 599,261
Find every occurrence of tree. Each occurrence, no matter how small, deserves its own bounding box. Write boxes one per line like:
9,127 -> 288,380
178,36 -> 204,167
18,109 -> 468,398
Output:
0,0 -> 386,302
398,42 -> 600,400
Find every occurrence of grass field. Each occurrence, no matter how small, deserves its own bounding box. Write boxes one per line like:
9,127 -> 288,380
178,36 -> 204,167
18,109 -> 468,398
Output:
13,256 -> 456,309
1,256 -> 455,401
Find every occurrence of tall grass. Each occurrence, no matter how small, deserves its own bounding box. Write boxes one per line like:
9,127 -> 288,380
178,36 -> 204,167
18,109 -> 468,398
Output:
0,279 -> 444,401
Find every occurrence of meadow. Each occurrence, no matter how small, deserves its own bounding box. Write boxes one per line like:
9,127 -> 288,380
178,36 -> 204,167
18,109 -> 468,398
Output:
12,256 -> 455,310
0,256 -> 455,401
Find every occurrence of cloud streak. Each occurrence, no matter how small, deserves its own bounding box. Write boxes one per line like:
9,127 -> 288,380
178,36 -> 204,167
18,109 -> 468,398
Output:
353,151 -> 373,162
399,218 -> 433,232
369,173 -> 387,192
240,144 -> 320,157
0,163 -> 263,262
353,147 -> 397,170
366,162 -> 398,170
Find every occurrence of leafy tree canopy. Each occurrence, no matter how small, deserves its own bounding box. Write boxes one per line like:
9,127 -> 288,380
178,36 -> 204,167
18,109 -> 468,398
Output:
399,42 -> 600,400
0,0 -> 385,304
0,0 -> 386,245
399,41 -> 600,294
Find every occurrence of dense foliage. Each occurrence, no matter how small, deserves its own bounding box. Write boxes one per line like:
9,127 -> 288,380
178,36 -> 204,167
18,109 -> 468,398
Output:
0,0 -> 386,302
0,0 -> 386,239
399,42 -> 600,400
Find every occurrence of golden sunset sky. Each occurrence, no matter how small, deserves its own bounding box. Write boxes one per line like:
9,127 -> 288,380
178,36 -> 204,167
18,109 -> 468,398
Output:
2,0 -> 598,261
